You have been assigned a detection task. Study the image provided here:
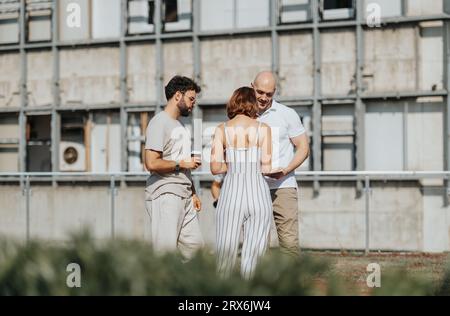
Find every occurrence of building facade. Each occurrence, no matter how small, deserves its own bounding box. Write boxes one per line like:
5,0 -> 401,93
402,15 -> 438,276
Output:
0,0 -> 449,252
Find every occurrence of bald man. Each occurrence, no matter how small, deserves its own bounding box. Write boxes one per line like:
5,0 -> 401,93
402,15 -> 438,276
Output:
252,71 -> 310,257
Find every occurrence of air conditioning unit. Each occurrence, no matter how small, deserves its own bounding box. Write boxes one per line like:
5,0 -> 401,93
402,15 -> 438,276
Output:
60,141 -> 86,171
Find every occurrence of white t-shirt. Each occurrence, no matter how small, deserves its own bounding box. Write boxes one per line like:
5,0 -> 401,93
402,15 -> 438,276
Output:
144,111 -> 193,200
257,100 -> 306,190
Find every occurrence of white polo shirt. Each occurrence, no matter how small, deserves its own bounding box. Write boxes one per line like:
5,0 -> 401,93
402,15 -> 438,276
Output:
257,100 -> 306,190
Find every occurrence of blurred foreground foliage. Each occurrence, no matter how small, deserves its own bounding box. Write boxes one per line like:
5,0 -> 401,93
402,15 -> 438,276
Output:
0,231 -> 448,296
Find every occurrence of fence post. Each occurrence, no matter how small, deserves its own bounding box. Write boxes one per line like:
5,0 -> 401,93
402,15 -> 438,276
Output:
23,175 -> 30,243
364,176 -> 370,255
446,175 -> 450,207
110,175 -> 116,239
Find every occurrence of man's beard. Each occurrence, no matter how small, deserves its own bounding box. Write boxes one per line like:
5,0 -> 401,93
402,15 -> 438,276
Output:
177,98 -> 191,117
258,100 -> 271,113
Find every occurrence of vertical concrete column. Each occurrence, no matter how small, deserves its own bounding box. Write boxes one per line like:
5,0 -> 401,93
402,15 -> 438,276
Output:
311,0 -> 322,194
120,0 -> 129,172
422,186 -> 449,252
51,0 -> 61,179
155,0 -> 164,114
19,0 -> 27,175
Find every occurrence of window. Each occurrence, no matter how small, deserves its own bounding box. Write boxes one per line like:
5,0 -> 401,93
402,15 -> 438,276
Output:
279,0 -> 311,24
323,0 -> 353,10
127,111 -> 152,172
26,0 -> 52,42
163,0 -> 178,23
128,0 -> 192,35
321,104 -> 354,171
200,0 -> 269,31
163,0 -> 191,32
128,0 -> 155,34
0,0 -> 20,44
321,0 -> 355,20
26,115 -> 52,172
164,0 -> 178,23
0,114 -> 19,172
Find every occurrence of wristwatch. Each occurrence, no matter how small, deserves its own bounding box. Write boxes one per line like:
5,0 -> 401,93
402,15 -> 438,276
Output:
175,160 -> 180,172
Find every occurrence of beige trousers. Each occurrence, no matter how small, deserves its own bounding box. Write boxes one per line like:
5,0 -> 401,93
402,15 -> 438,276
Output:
145,193 -> 204,260
270,188 -> 300,256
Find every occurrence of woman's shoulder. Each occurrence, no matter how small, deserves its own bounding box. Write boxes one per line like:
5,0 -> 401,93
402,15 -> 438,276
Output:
216,122 -> 225,130
259,122 -> 270,129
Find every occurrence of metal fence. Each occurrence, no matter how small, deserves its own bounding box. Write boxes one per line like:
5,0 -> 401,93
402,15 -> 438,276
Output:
0,171 -> 449,254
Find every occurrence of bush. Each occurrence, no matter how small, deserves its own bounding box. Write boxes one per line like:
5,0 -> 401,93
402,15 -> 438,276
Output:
0,231 -> 447,296
0,231 -> 341,296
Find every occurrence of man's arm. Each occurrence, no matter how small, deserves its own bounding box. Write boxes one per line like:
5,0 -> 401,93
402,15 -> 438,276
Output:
268,132 -> 309,180
276,107 -> 310,177
284,133 -> 310,175
145,150 -> 200,174
191,176 -> 202,211
145,150 -> 176,173
146,149 -> 202,210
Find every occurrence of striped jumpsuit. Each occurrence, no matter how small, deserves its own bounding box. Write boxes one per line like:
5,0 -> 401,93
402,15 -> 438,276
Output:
216,122 -> 272,279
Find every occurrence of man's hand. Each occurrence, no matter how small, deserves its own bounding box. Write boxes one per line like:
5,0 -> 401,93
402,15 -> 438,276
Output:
264,168 -> 288,180
180,157 -> 202,171
192,194 -> 202,212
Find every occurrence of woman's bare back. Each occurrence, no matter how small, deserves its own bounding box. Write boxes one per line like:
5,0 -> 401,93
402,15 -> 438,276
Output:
223,115 -> 264,149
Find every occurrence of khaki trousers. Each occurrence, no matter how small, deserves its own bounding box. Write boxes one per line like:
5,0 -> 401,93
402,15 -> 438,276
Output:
270,188 -> 300,256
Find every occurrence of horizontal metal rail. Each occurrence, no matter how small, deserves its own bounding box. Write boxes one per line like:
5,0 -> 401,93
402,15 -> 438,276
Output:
1,171 -> 449,177
1,171 -> 448,254
0,171 -> 448,184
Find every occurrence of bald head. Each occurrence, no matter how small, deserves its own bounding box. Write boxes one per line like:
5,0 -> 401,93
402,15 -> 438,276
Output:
252,71 -> 277,113
253,71 -> 277,89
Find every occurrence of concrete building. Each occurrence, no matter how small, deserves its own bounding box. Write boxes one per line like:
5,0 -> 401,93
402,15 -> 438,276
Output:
0,0 -> 449,252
